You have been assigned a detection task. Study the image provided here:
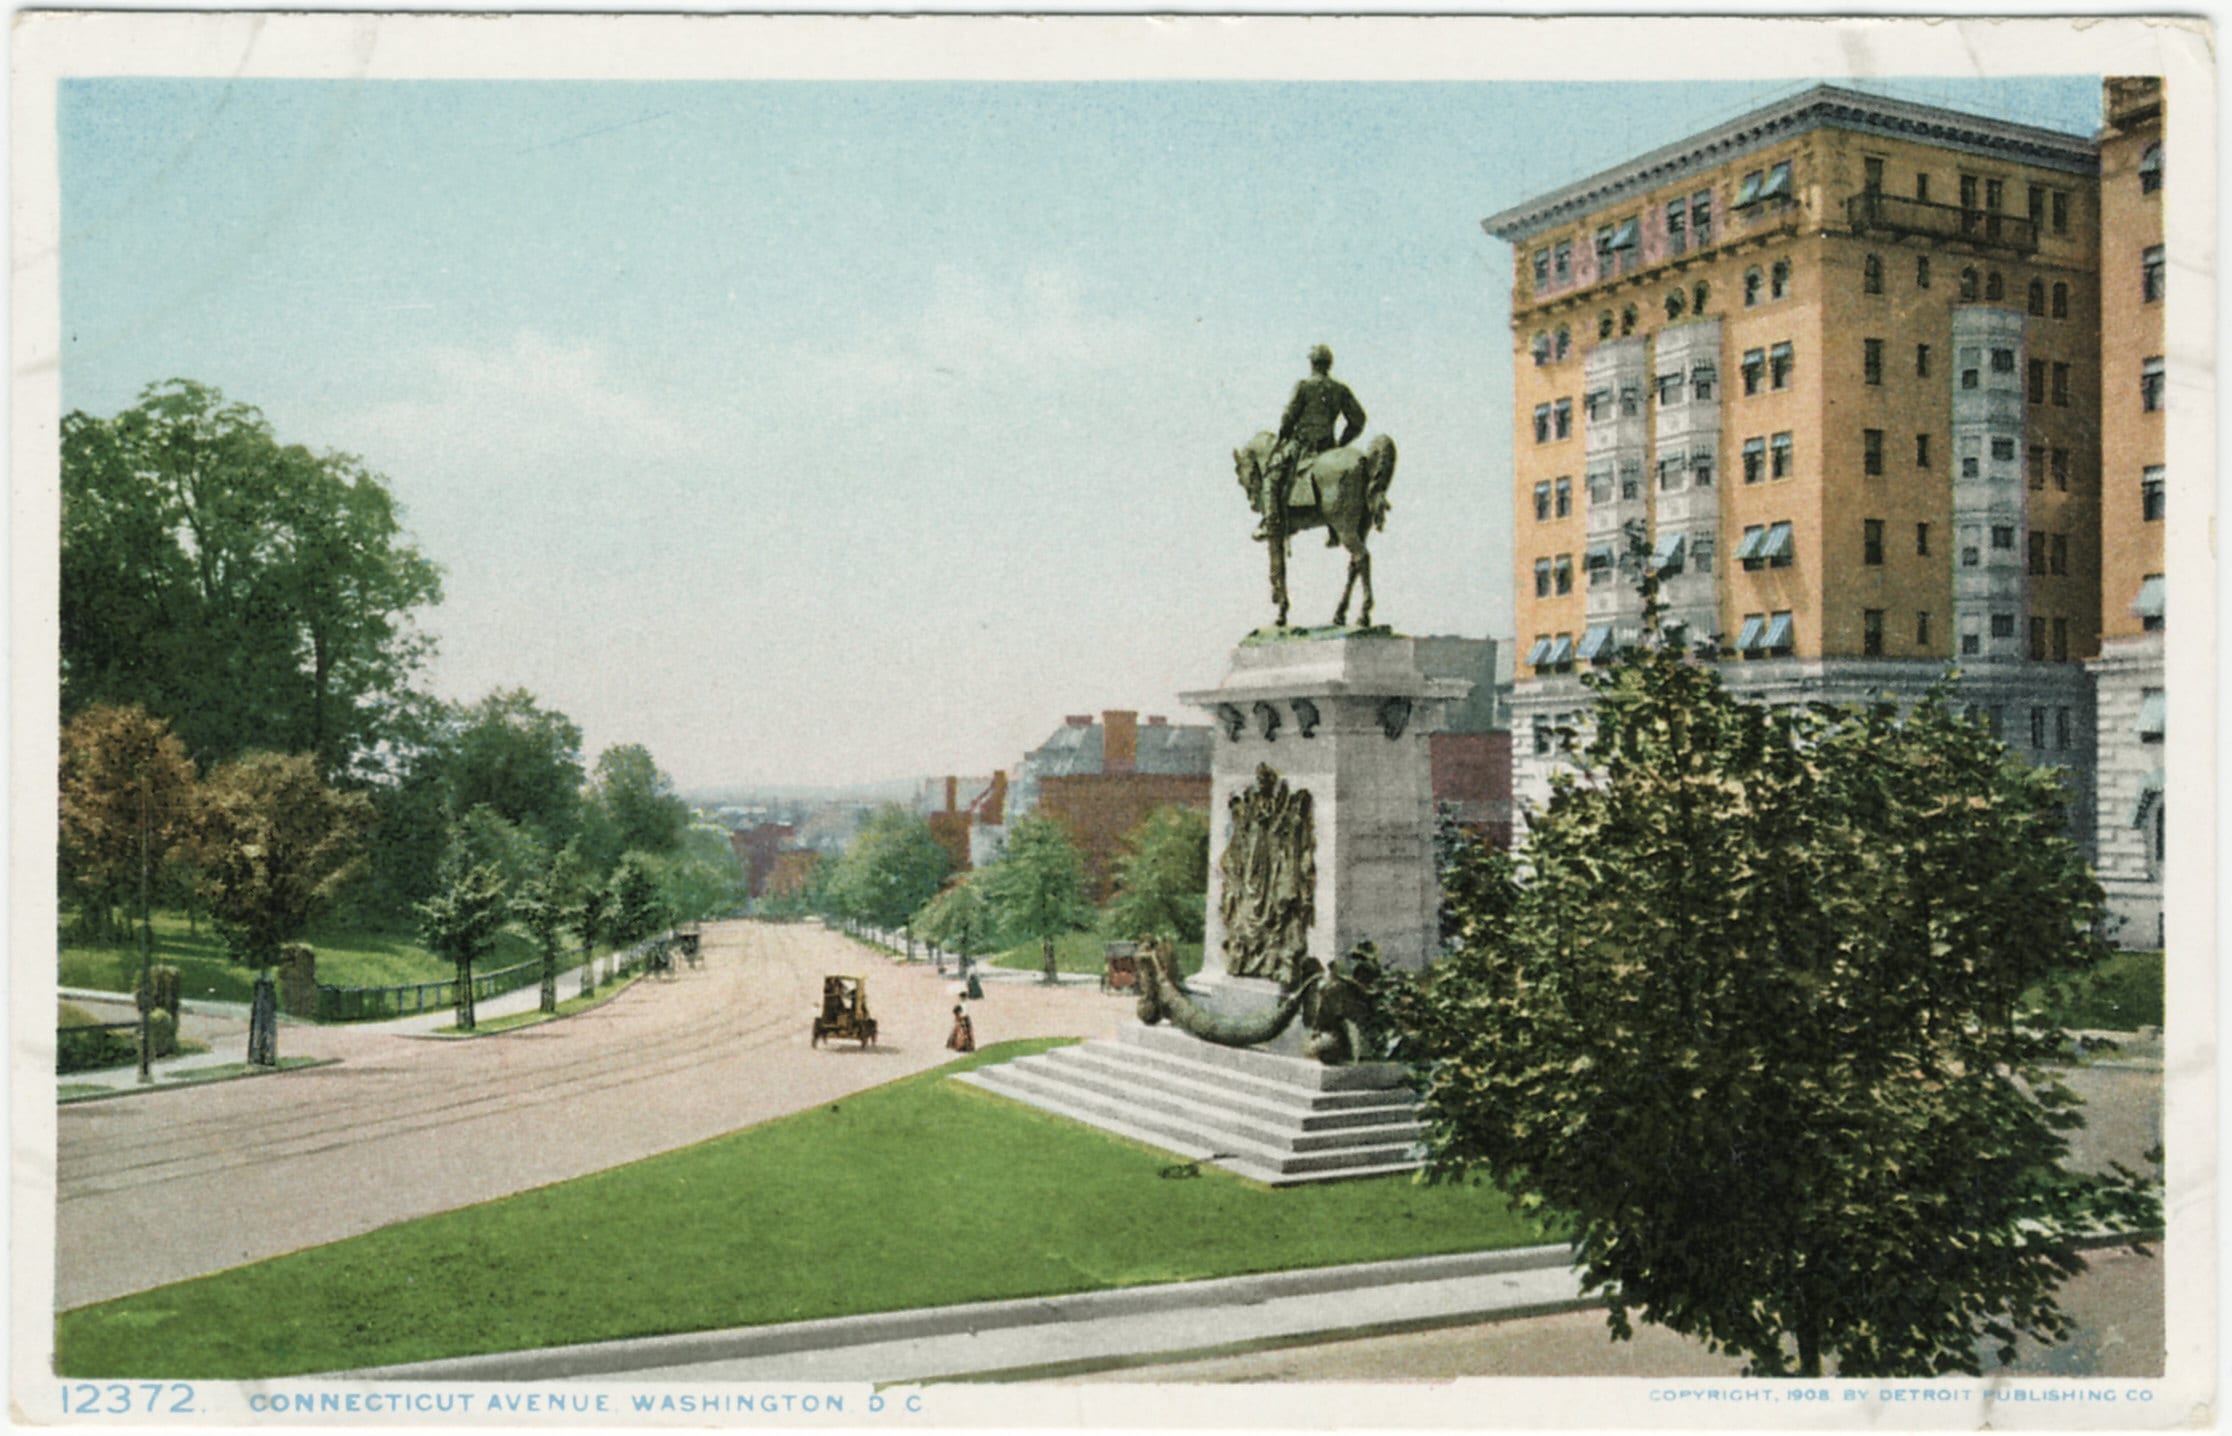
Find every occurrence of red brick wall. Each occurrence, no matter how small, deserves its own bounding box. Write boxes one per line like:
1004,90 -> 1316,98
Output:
1036,772 -> 1212,901
731,824 -> 797,898
766,849 -> 819,900
927,811 -> 972,874
1431,731 -> 1515,850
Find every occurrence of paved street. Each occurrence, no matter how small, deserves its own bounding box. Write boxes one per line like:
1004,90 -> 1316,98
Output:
54,920 -> 1127,1310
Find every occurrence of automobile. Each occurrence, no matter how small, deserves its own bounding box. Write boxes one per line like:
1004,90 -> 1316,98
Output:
811,975 -> 878,1048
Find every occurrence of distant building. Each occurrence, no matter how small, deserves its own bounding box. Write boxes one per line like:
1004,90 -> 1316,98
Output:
729,822 -> 797,900
765,848 -> 821,902
988,709 -> 1215,901
1416,635 -> 1516,849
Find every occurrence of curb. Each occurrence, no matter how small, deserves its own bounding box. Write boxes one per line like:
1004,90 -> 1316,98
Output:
344,1243 -> 1578,1383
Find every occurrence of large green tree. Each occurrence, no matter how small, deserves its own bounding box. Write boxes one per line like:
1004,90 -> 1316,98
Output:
61,381 -> 441,777
579,744 -> 690,872
825,805 -> 951,933
914,873 -> 994,961
1404,638 -> 2160,1378
1102,805 -> 1210,942
977,814 -> 1092,984
418,859 -> 508,1033
446,690 -> 585,847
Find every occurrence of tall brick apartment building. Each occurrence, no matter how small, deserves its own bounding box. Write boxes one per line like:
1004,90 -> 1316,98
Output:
1484,83 -> 2111,869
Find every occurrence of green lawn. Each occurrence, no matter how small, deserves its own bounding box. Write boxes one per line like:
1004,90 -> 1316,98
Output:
2024,949 -> 2164,1032
58,910 -> 531,1008
989,929 -> 1205,978
435,972 -> 644,1036
57,1040 -> 1547,1378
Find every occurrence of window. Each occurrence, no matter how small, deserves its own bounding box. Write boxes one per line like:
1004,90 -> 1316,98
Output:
2029,617 -> 2046,660
1648,532 -> 1685,575
1532,249 -> 1551,289
2142,465 -> 2166,521
1531,333 -> 1552,367
2050,448 -> 2069,491
1863,428 -> 1883,475
1916,433 -> 1931,469
1771,259 -> 1791,299
1586,466 -> 1613,505
1961,620 -> 1980,656
1693,280 -> 1711,315
1990,347 -> 2016,374
1917,610 -> 1932,646
1960,267 -> 1979,300
1554,554 -> 1573,596
1991,612 -> 2016,639
1763,610 -> 1794,653
1961,171 -> 1980,213
1742,348 -> 1765,395
1692,533 -> 1716,573
1863,518 -> 1884,566
2027,360 -> 2046,403
2052,618 -> 2069,662
1863,338 -> 1883,385
1597,310 -> 1614,340
1985,271 -> 2004,301
1863,608 -> 1885,656
2055,707 -> 2071,748
1534,557 -> 1552,597
2027,446 -> 2046,488
1916,521 -> 1931,556
1691,362 -> 1715,401
1657,454 -> 1684,492
1916,254 -> 1932,289
1737,524 -> 1766,568
1586,545 -> 1615,587
1769,342 -> 1793,390
2028,529 -> 2047,575
1692,190 -> 1713,245
2027,184 -> 2046,226
1962,364 -> 1980,393
2143,245 -> 2165,302
2139,142 -> 2162,194
1863,156 -> 1884,194
1960,527 -> 1981,567
1985,178 -> 2005,212
2028,279 -> 2047,316
2052,190 -> 2069,234
2052,363 -> 2071,407
1553,241 -> 1572,283
1530,707 -> 1551,752
2051,533 -> 2068,576
1554,326 -> 1571,361
1763,522 -> 1794,568
1916,343 -> 1932,378
1863,253 -> 1883,294
1992,524 -> 2015,551
1619,460 -> 1641,500
1619,383 -> 1641,418
1664,288 -> 1686,321
1657,370 -> 1683,406
1962,454 -> 1980,479
2052,282 -> 2069,318
1692,445 -> 1716,488
1620,305 -> 1638,337
1915,172 -> 1932,204
1743,267 -> 1763,307
1533,404 -> 1552,444
1665,198 -> 1687,256
1584,388 -> 1608,422
2135,574 -> 2165,632
1554,397 -> 1574,438
1533,482 -> 1552,521
1991,436 -> 2015,462
1741,436 -> 1765,485
2141,356 -> 2165,411
1770,432 -> 1793,479
1594,224 -> 1616,270
2030,706 -> 2046,748
1554,476 -> 1572,517
1737,612 -> 1765,652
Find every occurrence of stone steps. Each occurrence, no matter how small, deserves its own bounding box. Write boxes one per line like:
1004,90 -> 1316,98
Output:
954,1025 -> 1426,1187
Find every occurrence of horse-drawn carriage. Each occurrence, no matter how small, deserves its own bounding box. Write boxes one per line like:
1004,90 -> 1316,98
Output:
675,925 -> 703,970
1101,941 -> 1142,996
811,975 -> 878,1048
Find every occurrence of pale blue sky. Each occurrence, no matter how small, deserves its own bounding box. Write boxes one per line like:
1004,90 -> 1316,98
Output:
60,77 -> 2101,788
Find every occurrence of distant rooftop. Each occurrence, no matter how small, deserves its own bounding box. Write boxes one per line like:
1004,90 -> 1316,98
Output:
1483,83 -> 2098,245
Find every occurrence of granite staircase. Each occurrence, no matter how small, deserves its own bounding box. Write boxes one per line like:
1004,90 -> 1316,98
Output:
955,1022 -> 1425,1187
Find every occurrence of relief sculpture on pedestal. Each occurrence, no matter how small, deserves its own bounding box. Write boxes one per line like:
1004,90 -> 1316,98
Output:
1218,763 -> 1315,985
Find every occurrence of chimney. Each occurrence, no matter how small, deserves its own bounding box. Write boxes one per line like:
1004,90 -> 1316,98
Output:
1103,710 -> 1138,774
1146,715 -> 1168,726
945,775 -> 958,812
1065,714 -> 1093,727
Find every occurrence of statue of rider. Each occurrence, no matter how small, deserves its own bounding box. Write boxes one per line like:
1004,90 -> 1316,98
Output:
1260,345 -> 1367,543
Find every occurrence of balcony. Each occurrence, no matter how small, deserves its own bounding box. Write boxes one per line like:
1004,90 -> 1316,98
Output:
1845,191 -> 2038,255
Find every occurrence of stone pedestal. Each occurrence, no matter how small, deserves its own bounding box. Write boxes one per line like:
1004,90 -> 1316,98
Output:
1180,629 -> 1470,1009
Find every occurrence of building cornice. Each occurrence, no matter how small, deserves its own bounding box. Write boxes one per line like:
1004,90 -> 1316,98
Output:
1482,84 -> 2098,246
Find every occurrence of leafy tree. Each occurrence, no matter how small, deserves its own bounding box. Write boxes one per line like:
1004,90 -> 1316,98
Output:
511,869 -> 568,1016
418,860 -> 508,1033
978,814 -> 1092,984
579,744 -> 689,872
567,882 -> 609,997
640,819 -> 745,925
58,705 -> 199,1079
1102,805 -> 1210,942
825,805 -> 951,933
606,853 -> 670,951
914,873 -> 994,961
1404,636 -> 2161,1378
447,690 -> 585,848
60,381 -> 441,777
441,804 -> 549,906
194,752 -> 373,1061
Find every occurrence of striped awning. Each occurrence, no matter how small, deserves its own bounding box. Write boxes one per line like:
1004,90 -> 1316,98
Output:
1525,637 -> 1552,666
2130,769 -> 2164,826
1761,613 -> 1794,651
1650,533 -> 1686,571
1545,634 -> 1574,666
2132,575 -> 2166,620
1577,626 -> 1615,662
2135,689 -> 2166,739
1735,615 -> 1766,652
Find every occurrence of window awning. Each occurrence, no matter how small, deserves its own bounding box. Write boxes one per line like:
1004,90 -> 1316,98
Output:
1691,445 -> 1716,466
1734,171 -> 1763,207
1691,362 -> 1717,381
2136,689 -> 2166,739
1609,218 -> 1640,250
1761,163 -> 1793,199
1650,533 -> 1686,570
1525,638 -> 1552,666
2130,769 -> 2164,826
1735,615 -> 1765,651
1545,635 -> 1574,665
1761,522 -> 1795,560
2133,575 -> 2166,620
1584,544 -> 1615,570
1576,625 -> 1615,662
1761,613 -> 1794,651
1733,528 -> 1767,562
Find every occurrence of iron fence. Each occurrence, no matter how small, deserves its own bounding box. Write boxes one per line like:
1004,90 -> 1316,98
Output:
314,933 -> 681,1023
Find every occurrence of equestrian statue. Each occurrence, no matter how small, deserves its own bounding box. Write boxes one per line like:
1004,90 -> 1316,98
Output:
1233,345 -> 1398,629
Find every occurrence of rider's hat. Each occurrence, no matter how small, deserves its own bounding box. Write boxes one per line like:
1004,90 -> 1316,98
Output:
1308,344 -> 1333,371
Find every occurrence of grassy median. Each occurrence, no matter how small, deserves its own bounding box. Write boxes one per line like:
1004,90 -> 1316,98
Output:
57,1040 -> 1547,1378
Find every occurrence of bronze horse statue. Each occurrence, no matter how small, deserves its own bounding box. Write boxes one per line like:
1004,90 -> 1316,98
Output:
1233,431 -> 1398,628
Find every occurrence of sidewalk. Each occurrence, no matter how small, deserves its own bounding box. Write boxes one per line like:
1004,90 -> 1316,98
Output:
347,1245 -> 1591,1385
